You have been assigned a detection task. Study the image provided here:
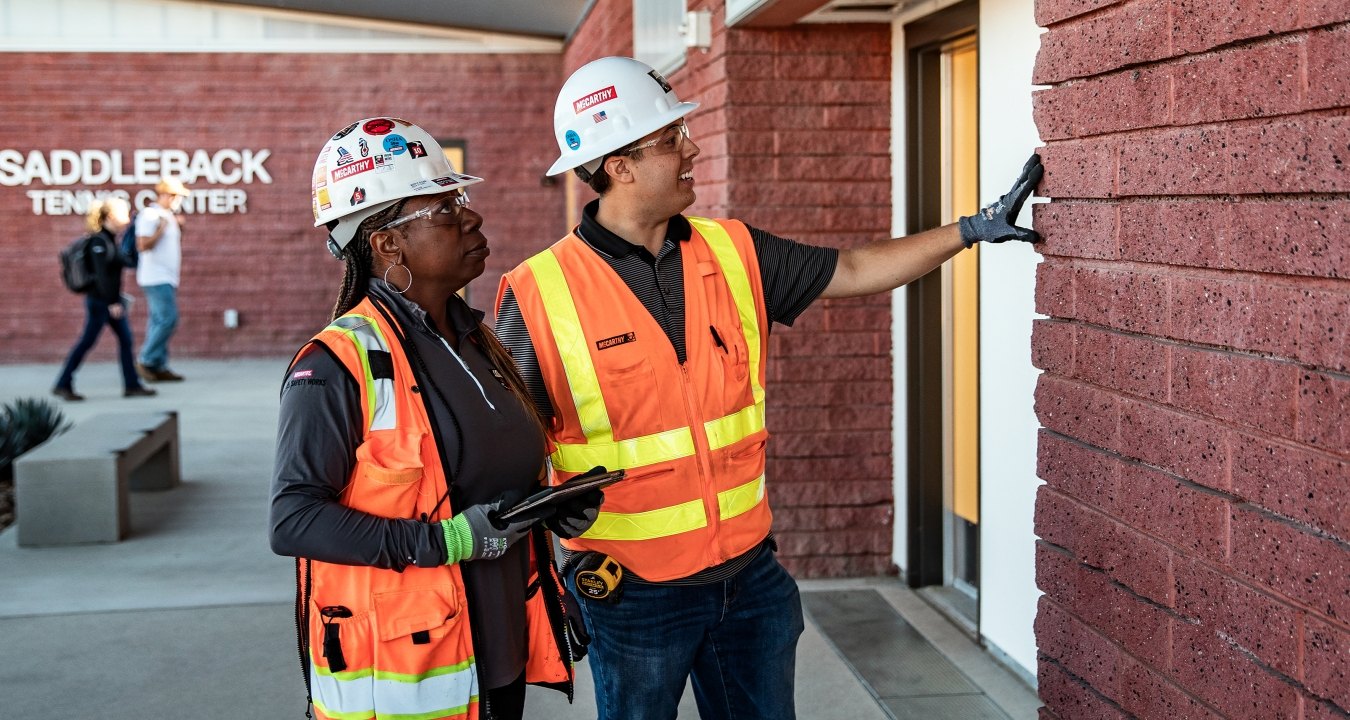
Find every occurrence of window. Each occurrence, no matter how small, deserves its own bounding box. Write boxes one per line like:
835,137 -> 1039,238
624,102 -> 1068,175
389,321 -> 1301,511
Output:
634,0 -> 687,76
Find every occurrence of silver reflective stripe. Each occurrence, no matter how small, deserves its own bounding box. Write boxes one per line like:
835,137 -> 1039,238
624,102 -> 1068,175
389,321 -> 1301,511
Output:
328,315 -> 398,432
310,654 -> 478,719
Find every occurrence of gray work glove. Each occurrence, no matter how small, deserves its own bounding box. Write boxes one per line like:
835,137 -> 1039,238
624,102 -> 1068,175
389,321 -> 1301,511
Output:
440,489 -> 550,563
545,466 -> 609,539
957,153 -> 1043,247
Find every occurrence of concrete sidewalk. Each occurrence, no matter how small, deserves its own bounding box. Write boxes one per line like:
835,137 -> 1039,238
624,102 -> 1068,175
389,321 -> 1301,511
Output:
0,359 -> 1036,719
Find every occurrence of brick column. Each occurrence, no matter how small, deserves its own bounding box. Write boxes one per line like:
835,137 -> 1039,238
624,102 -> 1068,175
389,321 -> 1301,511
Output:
1030,1 -> 1349,718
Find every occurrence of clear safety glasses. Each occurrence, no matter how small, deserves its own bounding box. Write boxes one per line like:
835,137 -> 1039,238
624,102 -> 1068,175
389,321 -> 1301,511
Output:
623,121 -> 691,157
378,191 -> 471,232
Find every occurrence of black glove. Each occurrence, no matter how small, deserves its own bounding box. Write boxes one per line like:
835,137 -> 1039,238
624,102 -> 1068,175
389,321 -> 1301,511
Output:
545,466 -> 609,539
560,588 -> 591,660
957,153 -> 1043,247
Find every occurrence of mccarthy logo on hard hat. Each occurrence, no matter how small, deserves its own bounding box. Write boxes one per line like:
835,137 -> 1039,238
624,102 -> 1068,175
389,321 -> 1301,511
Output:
574,85 -> 617,114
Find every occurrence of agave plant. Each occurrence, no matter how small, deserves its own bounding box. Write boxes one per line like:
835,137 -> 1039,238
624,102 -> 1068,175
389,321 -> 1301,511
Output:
0,397 -> 71,530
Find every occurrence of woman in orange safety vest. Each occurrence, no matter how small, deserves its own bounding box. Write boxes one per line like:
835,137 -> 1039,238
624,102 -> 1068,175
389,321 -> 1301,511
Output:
269,117 -> 603,720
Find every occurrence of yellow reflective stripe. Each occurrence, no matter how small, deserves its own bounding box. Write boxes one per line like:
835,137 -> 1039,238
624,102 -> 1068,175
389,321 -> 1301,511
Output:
718,474 -> 766,521
311,699 -> 473,720
550,427 -> 695,473
525,251 -> 613,443
327,314 -> 397,432
687,217 -> 764,406
703,401 -> 765,451
310,649 -> 477,720
581,498 -> 708,541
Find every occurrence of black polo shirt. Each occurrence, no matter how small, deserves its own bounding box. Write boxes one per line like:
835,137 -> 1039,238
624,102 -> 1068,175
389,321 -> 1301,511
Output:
496,200 -> 838,417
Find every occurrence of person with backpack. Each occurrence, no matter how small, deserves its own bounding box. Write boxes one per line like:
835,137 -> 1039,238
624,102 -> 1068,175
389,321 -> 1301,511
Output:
52,197 -> 156,401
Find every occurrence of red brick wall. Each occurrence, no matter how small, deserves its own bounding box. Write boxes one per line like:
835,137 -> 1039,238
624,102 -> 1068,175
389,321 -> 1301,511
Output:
1030,1 -> 1349,717
1,52 -> 564,363
566,1 -> 895,577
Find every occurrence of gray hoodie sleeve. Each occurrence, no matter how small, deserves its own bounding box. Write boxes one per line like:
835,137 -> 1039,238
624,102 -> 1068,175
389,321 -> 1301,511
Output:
268,341 -> 445,570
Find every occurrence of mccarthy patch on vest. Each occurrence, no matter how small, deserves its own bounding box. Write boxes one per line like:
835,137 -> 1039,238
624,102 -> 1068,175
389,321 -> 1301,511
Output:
595,332 -> 636,350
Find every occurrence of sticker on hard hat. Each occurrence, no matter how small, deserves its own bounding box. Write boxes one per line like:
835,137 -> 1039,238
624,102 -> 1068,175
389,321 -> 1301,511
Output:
593,110 -> 608,123
363,118 -> 395,136
332,158 -> 374,182
358,138 -> 369,157
317,187 -> 331,210
408,141 -> 428,159
565,130 -> 581,150
331,121 -> 359,141
384,134 -> 408,155
349,187 -> 366,206
648,70 -> 672,93
335,147 -> 355,166
573,85 -> 617,114
373,153 -> 395,172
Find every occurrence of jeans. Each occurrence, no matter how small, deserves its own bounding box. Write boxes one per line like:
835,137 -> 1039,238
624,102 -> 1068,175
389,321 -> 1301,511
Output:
138,283 -> 178,370
570,545 -> 804,720
55,296 -> 140,391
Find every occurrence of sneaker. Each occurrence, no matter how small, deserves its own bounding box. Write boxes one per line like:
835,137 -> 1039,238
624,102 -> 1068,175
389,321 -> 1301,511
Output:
124,386 -> 158,398
154,369 -> 185,382
52,387 -> 85,402
135,362 -> 157,383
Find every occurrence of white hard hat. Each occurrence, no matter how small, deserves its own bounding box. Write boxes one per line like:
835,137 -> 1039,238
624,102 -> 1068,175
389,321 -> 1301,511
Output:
312,117 -> 483,258
546,56 -> 699,177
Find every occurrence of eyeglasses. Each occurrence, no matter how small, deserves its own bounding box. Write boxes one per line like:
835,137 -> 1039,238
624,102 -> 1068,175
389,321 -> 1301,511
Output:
622,122 -> 691,157
378,192 -> 471,232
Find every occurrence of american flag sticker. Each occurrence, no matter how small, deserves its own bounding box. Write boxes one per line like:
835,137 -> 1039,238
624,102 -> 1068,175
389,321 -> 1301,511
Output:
593,110 -> 608,123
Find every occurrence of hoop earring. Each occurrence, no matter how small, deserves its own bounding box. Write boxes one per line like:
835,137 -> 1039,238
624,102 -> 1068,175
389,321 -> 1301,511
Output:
383,263 -> 413,295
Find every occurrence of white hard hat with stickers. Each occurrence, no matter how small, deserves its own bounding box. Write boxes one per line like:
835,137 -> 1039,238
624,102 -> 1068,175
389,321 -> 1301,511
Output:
546,56 -> 699,177
312,117 -> 482,259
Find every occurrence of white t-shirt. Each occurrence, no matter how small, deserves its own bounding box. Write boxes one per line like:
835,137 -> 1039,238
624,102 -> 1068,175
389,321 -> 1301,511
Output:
135,205 -> 182,287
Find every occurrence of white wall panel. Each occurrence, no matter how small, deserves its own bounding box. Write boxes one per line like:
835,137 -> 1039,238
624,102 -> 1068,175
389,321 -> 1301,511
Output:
977,0 -> 1044,682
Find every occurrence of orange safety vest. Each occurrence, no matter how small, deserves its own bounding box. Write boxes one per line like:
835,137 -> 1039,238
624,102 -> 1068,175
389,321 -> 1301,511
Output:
298,295 -> 573,720
499,217 -> 772,582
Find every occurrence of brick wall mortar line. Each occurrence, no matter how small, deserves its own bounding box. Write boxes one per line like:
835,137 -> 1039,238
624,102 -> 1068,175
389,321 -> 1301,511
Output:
1214,627 -> 1349,717
1038,14 -> 1349,84
1040,538 -> 1190,621
1037,652 -> 1141,719
1038,105 -> 1349,152
1041,483 -> 1350,630
1041,323 -> 1347,393
1040,595 -> 1229,717
1235,500 -> 1350,550
1043,367 -> 1350,474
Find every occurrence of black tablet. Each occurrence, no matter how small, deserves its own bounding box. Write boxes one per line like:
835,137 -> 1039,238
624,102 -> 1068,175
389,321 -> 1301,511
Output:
496,469 -> 626,522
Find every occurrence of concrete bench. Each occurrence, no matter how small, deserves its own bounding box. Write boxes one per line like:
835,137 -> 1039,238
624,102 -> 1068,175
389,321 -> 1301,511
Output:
14,411 -> 180,547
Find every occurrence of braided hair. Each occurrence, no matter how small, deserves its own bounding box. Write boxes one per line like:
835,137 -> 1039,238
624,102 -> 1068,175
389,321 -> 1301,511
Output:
330,199 -> 409,320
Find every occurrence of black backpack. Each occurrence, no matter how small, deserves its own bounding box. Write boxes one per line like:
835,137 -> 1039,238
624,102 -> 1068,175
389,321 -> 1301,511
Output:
120,213 -> 139,268
59,234 -> 96,293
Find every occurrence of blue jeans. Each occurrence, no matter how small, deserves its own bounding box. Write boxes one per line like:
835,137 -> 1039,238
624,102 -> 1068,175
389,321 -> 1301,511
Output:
138,283 -> 178,370
570,546 -> 804,720
56,296 -> 141,391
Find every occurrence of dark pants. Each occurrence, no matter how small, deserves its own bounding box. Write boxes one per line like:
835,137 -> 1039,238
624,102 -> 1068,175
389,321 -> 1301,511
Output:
55,296 -> 140,391
481,670 -> 525,720
571,546 -> 805,720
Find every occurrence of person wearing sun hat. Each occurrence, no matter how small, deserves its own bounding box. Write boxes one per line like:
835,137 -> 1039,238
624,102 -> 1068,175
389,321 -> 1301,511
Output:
134,174 -> 191,382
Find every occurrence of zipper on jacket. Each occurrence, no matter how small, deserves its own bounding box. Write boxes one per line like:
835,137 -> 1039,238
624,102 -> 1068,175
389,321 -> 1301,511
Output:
678,364 -> 721,568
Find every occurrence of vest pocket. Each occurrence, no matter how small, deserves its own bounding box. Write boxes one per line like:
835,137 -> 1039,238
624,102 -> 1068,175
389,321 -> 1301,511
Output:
345,429 -> 427,516
372,584 -> 462,642
308,601 -> 374,718
370,584 -> 476,717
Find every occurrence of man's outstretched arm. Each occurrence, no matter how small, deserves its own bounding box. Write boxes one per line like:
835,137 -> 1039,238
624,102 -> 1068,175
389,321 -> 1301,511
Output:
821,153 -> 1043,299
